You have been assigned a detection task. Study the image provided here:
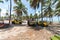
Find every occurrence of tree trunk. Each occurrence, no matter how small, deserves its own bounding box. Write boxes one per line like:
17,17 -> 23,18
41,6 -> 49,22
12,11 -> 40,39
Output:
49,17 -> 52,24
9,0 -> 12,25
0,12 -> 1,19
58,16 -> 60,23
46,17 -> 47,21
41,3 -> 43,24
59,16 -> 60,23
52,17 -> 53,23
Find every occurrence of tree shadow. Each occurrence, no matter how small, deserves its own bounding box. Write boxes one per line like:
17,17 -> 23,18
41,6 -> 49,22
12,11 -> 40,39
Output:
12,24 -> 27,27
0,24 -> 14,31
45,26 -> 60,35
27,25 -> 44,31
0,24 -> 27,31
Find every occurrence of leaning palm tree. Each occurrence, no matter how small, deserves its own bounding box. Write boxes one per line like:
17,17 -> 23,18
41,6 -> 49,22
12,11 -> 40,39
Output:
44,10 -> 49,21
29,0 -> 58,22
55,12 -> 60,23
27,0 -> 44,22
27,0 -> 55,25
43,0 -> 56,24
55,1 -> 60,23
45,6 -> 53,24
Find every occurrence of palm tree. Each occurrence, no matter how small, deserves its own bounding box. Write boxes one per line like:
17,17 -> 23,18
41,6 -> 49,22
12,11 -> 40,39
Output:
44,6 -> 54,24
0,0 -> 4,20
55,1 -> 60,23
55,12 -> 60,23
43,0 -> 57,24
9,0 -> 12,24
0,0 -> 3,3
0,8 -> 1,18
55,9 -> 60,23
27,0 -> 54,25
30,13 -> 33,19
28,0 -> 58,23
3,0 -> 12,24
14,0 -> 27,20
6,10 -> 9,18
34,13 -> 38,21
44,10 -> 49,21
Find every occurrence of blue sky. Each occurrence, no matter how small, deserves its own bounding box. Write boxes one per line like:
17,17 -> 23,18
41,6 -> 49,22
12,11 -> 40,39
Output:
0,0 -> 59,22
0,0 -> 41,15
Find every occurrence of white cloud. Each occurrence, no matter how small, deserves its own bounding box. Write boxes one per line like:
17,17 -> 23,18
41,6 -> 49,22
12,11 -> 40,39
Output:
1,8 -> 15,17
36,11 -> 40,15
1,8 -> 6,17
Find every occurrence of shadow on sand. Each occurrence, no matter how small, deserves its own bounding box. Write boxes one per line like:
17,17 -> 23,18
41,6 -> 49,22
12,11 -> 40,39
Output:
27,25 -> 44,31
13,24 -> 27,26
0,24 -> 14,31
45,26 -> 60,35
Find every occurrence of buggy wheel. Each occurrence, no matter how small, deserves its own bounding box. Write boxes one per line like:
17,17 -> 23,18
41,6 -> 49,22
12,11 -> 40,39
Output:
12,22 -> 15,24
19,22 -> 22,24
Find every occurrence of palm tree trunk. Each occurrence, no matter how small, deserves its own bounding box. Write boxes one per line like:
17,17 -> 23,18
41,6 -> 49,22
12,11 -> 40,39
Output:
0,12 -> 1,18
46,17 -> 47,21
49,17 -> 50,23
52,17 -> 53,23
9,0 -> 12,25
49,17 -> 51,24
58,16 -> 60,23
41,3 -> 43,24
59,16 -> 60,23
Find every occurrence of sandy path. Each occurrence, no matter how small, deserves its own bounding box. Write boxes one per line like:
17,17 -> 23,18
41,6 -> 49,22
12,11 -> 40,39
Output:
0,25 -> 53,40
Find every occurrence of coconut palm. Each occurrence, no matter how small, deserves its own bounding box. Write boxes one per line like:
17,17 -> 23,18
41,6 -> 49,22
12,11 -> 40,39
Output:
29,0 -> 58,22
0,8 -> 1,18
14,0 -> 27,20
0,0 -> 4,19
55,1 -> 60,23
43,10 -> 49,21
43,0 -> 57,24
27,0 -> 52,21
55,8 -> 60,23
55,12 -> 60,23
3,0 -> 12,24
34,13 -> 38,21
30,13 -> 33,19
9,0 -> 12,24
44,6 -> 54,24
0,0 -> 3,3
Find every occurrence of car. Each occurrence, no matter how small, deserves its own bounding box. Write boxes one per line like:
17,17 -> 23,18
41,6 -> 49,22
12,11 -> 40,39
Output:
12,19 -> 22,24
37,21 -> 48,27
28,18 -> 48,27
28,20 -> 36,26
27,18 -> 37,26
0,20 -> 9,28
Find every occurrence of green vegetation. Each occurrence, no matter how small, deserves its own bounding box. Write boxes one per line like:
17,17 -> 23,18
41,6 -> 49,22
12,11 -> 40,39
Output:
51,35 -> 60,40
13,0 -> 27,20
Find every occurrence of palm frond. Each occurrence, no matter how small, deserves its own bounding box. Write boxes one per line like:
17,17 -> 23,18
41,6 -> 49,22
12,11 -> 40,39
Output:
56,2 -> 60,9
0,0 -> 4,3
